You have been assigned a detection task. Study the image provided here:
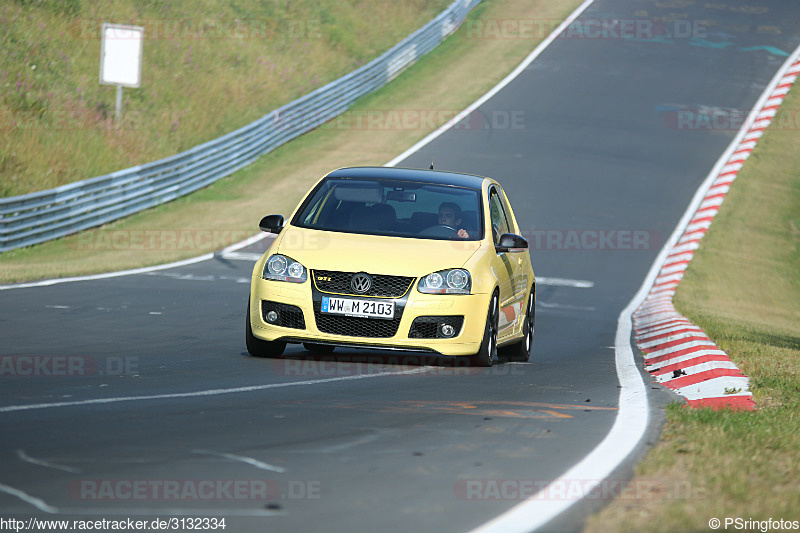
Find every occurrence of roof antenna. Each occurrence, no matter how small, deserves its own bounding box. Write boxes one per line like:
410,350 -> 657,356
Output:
429,156 -> 435,170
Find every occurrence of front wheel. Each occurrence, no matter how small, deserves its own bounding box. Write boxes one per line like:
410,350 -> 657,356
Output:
245,302 -> 286,358
500,287 -> 534,362
471,293 -> 499,367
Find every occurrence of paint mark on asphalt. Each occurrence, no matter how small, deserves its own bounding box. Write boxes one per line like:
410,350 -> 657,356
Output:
538,302 -> 596,312
192,450 -> 286,473
0,482 -> 58,513
327,400 -> 616,420
536,277 -> 594,288
220,252 -> 263,261
16,450 -> 81,474
0,367 -> 434,414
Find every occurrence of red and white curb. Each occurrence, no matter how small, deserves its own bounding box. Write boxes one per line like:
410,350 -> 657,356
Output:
632,56 -> 800,410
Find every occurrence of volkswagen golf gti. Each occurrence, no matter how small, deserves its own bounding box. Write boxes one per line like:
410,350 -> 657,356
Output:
246,166 -> 535,366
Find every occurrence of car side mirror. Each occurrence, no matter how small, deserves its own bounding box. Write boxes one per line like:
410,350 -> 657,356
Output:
495,233 -> 528,253
259,214 -> 284,234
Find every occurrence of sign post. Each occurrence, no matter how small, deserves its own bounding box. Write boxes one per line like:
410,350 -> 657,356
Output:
99,23 -> 144,123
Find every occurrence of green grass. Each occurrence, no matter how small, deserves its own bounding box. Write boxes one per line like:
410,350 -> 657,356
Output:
0,0 -> 450,196
0,0 -> 581,283
585,82 -> 800,532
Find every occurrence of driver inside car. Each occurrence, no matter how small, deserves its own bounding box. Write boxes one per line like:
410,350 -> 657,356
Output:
438,202 -> 469,239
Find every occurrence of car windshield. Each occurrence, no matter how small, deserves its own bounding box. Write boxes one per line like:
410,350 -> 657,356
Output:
292,178 -> 483,240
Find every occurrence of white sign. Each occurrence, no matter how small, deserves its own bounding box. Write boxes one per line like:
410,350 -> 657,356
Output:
100,23 -> 144,88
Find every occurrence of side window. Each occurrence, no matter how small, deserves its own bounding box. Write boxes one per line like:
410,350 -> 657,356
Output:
488,188 -> 510,245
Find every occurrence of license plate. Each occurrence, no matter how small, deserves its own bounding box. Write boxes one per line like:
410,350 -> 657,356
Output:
321,296 -> 395,319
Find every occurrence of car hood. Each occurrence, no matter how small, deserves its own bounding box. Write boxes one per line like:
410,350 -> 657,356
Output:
275,226 -> 482,276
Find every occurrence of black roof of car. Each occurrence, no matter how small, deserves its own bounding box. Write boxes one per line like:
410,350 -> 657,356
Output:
325,166 -> 487,190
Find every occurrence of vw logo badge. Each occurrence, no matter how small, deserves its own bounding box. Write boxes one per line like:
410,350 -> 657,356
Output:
350,272 -> 372,294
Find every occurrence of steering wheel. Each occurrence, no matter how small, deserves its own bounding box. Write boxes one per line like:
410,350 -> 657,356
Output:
419,224 -> 459,238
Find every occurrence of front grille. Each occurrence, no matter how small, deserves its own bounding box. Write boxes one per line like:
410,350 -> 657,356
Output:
312,270 -> 414,298
313,302 -> 402,338
261,301 -> 306,330
409,316 -> 465,339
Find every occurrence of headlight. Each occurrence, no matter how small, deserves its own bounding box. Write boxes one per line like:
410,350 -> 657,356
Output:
263,254 -> 307,283
418,269 -> 471,294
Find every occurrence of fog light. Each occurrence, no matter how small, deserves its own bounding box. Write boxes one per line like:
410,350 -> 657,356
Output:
440,323 -> 455,338
266,310 -> 279,323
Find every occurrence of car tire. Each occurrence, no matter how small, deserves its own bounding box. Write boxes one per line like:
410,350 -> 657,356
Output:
500,287 -> 534,362
303,343 -> 336,354
472,292 -> 499,367
246,302 -> 286,358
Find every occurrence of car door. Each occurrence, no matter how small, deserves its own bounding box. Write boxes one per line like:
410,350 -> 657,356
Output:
487,186 -> 526,342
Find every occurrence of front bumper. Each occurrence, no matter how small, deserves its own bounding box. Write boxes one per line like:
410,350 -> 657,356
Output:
249,277 -> 490,357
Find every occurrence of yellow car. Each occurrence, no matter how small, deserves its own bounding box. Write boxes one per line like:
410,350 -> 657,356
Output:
246,166 -> 535,366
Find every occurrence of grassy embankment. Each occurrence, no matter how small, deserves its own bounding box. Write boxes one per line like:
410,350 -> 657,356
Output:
0,0 -> 581,283
586,80 -> 800,531
1,0 -> 450,196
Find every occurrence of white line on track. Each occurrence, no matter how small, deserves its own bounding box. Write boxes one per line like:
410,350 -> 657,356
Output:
0,235 -> 267,291
536,277 -> 594,288
16,450 -> 81,474
219,252 -> 263,261
145,271 -> 250,283
537,302 -> 596,312
0,367 -> 433,414
0,482 -> 58,514
192,450 -> 286,473
0,254 -> 213,291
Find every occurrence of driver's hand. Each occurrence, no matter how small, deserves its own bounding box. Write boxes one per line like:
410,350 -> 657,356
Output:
458,229 -> 469,239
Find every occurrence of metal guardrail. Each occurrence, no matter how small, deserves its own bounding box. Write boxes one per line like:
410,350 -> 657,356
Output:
0,0 -> 481,252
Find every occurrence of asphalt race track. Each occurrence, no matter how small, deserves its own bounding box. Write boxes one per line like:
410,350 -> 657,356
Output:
2,1 -> 799,532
